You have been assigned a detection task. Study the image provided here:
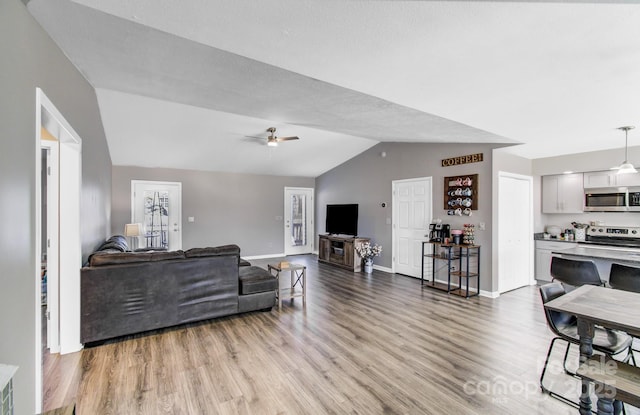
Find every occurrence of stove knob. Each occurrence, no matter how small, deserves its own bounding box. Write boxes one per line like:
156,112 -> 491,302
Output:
633,230 -> 638,235
599,228 -> 604,232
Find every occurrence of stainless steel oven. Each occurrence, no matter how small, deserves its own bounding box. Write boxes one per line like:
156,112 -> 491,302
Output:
584,188 -> 628,212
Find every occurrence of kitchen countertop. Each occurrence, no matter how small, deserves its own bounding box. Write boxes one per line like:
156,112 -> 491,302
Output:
534,233 -> 640,249
551,245 -> 640,264
534,233 -> 579,243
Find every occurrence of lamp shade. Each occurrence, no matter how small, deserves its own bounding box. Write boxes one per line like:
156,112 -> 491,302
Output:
617,162 -> 638,174
124,223 -> 142,237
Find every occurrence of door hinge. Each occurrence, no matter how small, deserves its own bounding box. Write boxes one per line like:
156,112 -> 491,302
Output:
47,166 -> 51,176
47,311 -> 50,320
47,239 -> 50,248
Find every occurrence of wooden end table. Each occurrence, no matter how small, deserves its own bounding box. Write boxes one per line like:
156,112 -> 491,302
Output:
268,262 -> 306,310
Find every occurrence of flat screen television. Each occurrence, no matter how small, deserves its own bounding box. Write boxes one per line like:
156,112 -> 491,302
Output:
325,204 -> 358,236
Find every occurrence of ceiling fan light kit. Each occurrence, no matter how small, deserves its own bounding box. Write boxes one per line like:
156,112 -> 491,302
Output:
615,126 -> 637,174
264,127 -> 299,147
245,127 -> 301,147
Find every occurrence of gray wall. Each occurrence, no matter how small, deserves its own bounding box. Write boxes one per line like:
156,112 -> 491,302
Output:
316,142 -> 501,292
0,1 -> 112,413
112,166 -> 314,256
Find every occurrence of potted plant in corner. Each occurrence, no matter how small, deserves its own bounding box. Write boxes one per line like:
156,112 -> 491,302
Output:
355,242 -> 382,273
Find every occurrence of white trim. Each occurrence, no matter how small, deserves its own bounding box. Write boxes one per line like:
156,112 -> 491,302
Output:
479,290 -> 500,298
372,265 -> 393,273
58,137 -> 82,355
244,253 -> 286,260
34,88 -> 84,413
34,92 -> 43,415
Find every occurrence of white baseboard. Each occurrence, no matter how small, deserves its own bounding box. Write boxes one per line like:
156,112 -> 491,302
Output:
479,290 -> 499,298
61,343 -> 83,355
244,253 -> 285,260
372,264 -> 393,273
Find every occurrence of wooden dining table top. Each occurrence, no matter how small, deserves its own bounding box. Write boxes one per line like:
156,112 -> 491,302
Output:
544,284 -> 640,337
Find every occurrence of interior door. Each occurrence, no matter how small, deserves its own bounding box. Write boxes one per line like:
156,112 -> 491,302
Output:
132,181 -> 182,251
284,187 -> 314,255
41,140 -> 59,354
498,172 -> 534,293
393,177 -> 432,277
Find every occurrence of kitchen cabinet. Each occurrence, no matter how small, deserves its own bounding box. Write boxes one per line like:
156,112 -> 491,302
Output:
583,170 -> 640,188
542,173 -> 584,213
535,240 -> 578,281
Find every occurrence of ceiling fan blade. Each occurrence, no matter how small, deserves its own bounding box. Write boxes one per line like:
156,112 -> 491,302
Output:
276,136 -> 299,142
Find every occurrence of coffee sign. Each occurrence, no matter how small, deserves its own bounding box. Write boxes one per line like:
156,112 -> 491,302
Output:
441,153 -> 484,167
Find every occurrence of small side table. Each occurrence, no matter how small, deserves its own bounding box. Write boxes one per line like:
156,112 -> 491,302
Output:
268,262 -> 306,310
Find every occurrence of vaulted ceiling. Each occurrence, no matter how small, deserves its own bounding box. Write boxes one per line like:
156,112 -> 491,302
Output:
27,0 -> 640,177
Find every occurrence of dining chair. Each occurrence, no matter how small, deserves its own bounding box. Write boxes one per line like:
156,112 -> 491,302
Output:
550,256 -> 604,290
609,262 -> 640,365
609,263 -> 640,293
539,282 -> 633,411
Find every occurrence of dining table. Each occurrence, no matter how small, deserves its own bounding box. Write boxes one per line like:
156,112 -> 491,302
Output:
544,284 -> 640,415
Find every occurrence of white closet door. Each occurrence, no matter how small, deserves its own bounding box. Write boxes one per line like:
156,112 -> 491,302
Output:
498,172 -> 533,293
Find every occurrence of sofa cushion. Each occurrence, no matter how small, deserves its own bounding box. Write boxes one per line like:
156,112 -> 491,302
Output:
239,266 -> 278,295
184,244 -> 240,258
89,250 -> 185,267
90,252 -> 151,266
96,235 -> 129,252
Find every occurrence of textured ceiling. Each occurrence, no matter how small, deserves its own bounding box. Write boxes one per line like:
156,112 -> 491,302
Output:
27,0 -> 640,176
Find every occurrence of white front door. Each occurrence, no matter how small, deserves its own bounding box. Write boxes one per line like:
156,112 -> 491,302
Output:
393,177 -> 432,278
131,181 -> 182,251
284,187 -> 314,255
498,172 -> 534,293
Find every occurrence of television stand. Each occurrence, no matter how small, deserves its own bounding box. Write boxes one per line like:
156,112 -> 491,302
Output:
318,234 -> 370,272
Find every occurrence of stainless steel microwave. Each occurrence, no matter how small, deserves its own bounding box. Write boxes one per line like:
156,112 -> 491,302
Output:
628,187 -> 640,211
584,188 -> 628,212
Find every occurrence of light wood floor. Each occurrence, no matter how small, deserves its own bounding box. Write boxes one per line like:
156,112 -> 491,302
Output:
43,255 -> 618,414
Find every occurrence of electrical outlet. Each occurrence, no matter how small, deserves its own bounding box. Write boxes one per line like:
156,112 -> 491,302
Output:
479,222 -> 486,231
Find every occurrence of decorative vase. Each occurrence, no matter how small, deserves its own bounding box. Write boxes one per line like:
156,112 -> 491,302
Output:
364,258 -> 373,273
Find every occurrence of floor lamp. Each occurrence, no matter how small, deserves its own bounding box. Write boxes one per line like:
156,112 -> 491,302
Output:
124,223 -> 142,251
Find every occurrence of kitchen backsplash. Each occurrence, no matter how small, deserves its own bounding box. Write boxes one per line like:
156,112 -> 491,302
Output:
538,211 -> 640,233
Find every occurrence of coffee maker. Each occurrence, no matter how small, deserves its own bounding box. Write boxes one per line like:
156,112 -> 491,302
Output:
428,223 -> 450,242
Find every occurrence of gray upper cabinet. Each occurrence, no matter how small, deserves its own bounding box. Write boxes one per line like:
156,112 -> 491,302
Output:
583,170 -> 640,188
542,173 -> 584,214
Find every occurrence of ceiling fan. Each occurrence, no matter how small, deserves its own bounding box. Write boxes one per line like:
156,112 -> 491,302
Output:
252,127 -> 299,147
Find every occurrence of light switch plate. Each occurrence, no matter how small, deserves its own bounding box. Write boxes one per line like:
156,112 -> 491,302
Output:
188,216 -> 195,223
